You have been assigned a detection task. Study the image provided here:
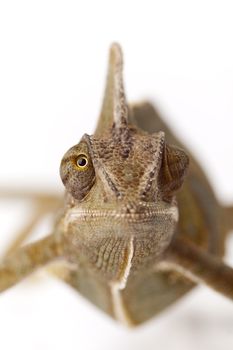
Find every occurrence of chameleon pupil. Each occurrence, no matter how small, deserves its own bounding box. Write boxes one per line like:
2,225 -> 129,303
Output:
77,156 -> 87,167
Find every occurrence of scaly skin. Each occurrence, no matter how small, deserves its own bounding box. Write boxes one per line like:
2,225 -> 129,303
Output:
0,43 -> 233,327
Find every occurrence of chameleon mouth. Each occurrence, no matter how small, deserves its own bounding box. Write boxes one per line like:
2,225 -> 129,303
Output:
66,206 -> 179,223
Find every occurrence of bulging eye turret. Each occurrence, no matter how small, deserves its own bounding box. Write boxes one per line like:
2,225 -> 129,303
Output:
158,144 -> 189,201
60,141 -> 95,201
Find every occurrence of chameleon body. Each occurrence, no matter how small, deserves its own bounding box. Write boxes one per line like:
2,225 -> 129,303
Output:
0,43 -> 232,327
58,106 -> 224,326
57,45 -> 226,325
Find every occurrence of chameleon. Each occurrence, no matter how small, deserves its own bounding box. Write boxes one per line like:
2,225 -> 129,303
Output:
0,43 -> 233,326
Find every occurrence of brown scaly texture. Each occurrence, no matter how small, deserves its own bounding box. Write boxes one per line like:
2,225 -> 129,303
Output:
0,43 -> 233,327
0,235 -> 66,293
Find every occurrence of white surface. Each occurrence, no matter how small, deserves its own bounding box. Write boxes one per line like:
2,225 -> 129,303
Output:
1,1 -> 233,349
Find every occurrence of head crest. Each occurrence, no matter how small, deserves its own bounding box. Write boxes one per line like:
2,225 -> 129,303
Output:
95,43 -> 128,135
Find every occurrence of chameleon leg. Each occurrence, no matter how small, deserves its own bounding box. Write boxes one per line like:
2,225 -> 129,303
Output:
3,205 -> 54,257
222,205 -> 233,233
0,190 -> 62,257
0,234 -> 67,293
160,236 -> 233,300
0,191 -> 70,284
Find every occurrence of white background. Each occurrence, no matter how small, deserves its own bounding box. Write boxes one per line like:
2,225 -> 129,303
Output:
0,1 -> 233,349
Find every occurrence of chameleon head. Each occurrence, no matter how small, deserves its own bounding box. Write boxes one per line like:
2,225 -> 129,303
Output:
59,43 -> 189,282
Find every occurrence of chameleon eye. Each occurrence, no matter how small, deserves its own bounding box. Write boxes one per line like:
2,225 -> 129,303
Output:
76,154 -> 88,170
159,144 -> 189,201
60,141 -> 95,201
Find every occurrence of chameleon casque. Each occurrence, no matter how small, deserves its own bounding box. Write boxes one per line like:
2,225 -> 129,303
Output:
1,43 -> 233,326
